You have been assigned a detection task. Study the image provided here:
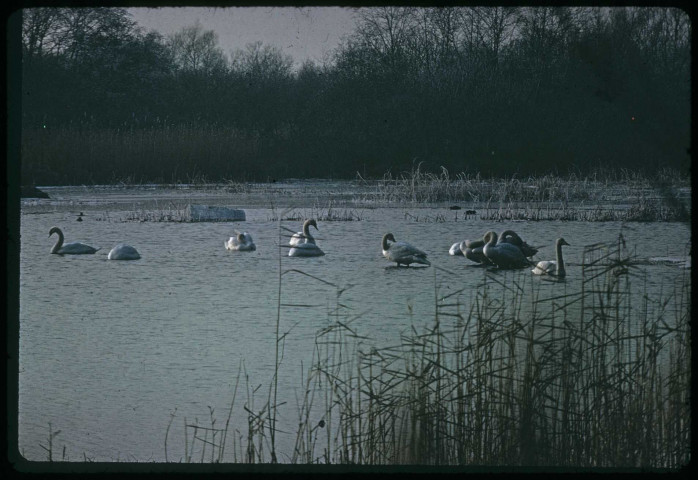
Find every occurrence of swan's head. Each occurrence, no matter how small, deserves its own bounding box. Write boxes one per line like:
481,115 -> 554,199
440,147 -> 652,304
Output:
306,219 -> 318,231
558,238 -> 570,247
382,233 -> 396,249
237,233 -> 246,242
48,226 -> 62,237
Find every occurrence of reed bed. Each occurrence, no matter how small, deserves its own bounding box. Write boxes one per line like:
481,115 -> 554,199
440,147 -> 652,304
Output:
95,201 -> 191,223
355,164 -> 690,222
267,200 -> 364,222
285,235 -> 691,468
163,233 -> 689,468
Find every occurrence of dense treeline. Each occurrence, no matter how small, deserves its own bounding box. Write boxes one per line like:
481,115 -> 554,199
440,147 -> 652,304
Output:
19,6 -> 690,185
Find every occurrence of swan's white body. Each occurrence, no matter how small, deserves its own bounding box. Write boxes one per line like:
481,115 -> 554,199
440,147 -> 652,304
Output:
289,242 -> 325,257
382,233 -> 430,267
225,232 -> 256,251
108,244 -> 141,260
449,242 -> 464,256
49,226 -> 99,255
532,238 -> 569,277
483,231 -> 531,269
290,219 -> 318,246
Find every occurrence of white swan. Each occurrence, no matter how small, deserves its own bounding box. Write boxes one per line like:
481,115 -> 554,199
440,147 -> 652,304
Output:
225,231 -> 256,251
108,244 -> 141,260
382,233 -> 430,267
483,231 -> 531,269
290,219 -> 318,246
289,242 -> 325,257
49,226 -> 99,254
498,230 -> 538,257
532,238 -> 570,277
449,242 -> 464,256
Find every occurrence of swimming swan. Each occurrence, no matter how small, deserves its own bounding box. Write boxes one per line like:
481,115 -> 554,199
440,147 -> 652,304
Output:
382,233 -> 430,267
498,230 -> 538,257
49,226 -> 99,254
225,231 -> 256,251
108,244 -> 141,260
483,231 -> 531,269
532,238 -> 570,277
290,219 -> 318,246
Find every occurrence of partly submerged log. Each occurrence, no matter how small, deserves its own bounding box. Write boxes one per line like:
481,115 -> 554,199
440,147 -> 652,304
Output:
185,204 -> 246,222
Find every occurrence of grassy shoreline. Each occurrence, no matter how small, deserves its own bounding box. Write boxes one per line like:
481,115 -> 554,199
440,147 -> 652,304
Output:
32,168 -> 690,223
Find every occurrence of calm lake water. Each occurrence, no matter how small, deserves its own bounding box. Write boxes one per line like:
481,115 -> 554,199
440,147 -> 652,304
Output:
16,183 -> 691,462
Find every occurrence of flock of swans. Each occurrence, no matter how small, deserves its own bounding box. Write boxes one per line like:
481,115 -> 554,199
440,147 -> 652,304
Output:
48,219 -> 570,277
448,229 -> 569,277
49,226 -> 141,260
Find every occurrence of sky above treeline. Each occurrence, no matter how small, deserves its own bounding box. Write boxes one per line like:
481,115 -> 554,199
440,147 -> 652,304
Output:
127,6 -> 359,67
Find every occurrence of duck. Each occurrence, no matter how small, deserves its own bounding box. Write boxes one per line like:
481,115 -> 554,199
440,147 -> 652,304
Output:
290,219 -> 318,246
48,226 -> 99,254
382,233 -> 430,267
532,238 -> 570,277
225,231 -> 256,251
483,231 -> 531,269
107,244 -> 141,260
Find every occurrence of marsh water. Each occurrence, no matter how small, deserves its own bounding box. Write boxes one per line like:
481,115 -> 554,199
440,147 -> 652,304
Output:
17,182 -> 691,462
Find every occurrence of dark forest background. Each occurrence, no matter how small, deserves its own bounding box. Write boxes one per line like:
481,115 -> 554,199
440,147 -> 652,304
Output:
18,6 -> 691,185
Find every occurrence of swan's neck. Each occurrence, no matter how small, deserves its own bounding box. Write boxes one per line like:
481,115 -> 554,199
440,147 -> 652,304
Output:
499,230 -> 516,244
51,230 -> 64,253
382,235 -> 391,251
303,221 -> 314,240
556,241 -> 566,275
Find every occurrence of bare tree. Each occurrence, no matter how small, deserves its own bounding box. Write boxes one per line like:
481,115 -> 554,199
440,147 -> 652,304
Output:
21,8 -> 61,61
22,7 -> 134,65
230,41 -> 293,81
167,21 -> 227,75
353,7 -> 418,72
466,7 -> 520,65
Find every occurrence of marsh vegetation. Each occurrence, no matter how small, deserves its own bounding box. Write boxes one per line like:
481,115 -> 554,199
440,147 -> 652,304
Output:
165,235 -> 690,467
32,231 -> 690,469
